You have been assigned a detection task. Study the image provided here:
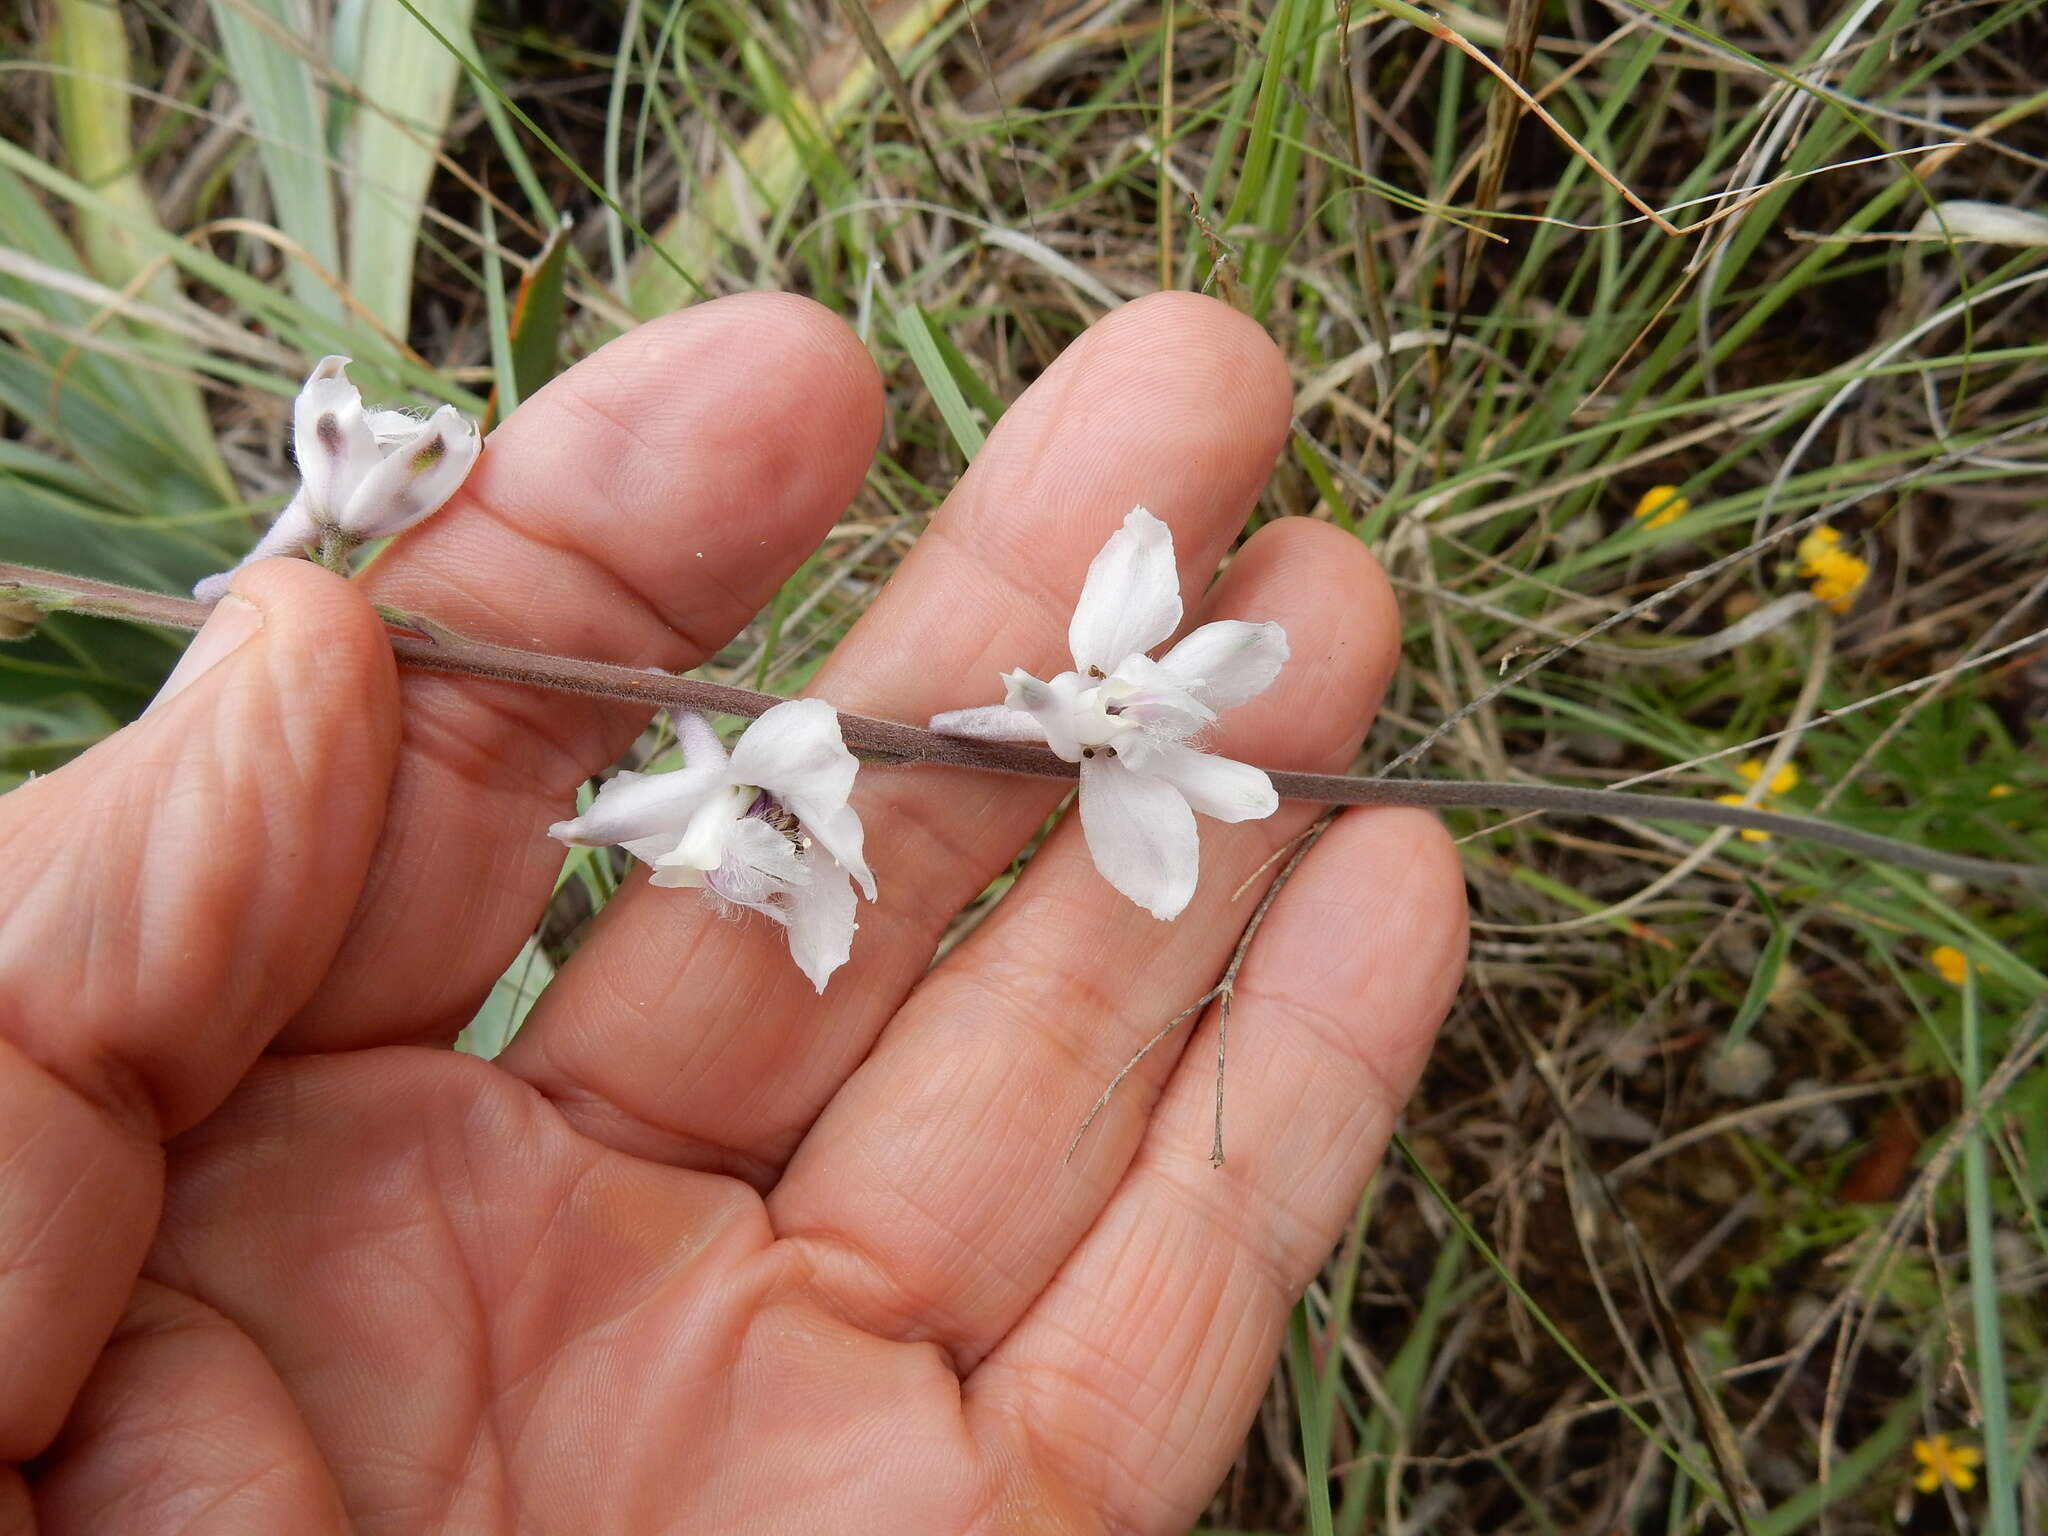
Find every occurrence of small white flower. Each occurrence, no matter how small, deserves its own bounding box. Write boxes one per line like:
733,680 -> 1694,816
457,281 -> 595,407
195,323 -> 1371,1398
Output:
931,506 -> 1288,920
549,700 -> 875,993
195,356 -> 481,601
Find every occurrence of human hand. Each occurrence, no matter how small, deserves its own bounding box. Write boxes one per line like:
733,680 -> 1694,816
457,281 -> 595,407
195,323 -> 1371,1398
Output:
2,292 -> 1466,1534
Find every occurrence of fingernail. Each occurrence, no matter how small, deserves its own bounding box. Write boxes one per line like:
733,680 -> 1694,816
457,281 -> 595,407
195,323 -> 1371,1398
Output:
151,594 -> 264,711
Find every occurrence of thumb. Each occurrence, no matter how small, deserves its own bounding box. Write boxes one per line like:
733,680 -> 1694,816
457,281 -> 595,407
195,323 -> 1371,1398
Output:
0,555 -> 398,1459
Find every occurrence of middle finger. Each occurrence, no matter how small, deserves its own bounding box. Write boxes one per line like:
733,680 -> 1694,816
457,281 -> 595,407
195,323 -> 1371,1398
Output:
769,518 -> 1397,1368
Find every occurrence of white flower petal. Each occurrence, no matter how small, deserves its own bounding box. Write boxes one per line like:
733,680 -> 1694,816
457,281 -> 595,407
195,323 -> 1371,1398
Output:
667,786 -> 756,875
1103,653 -> 1216,737
1078,755 -> 1200,920
786,859 -> 858,993
1004,669 -> 1087,762
292,356 -> 382,524
365,407 -> 424,445
336,403 -> 481,538
1067,506 -> 1183,672
729,699 -> 872,897
802,803 -> 876,901
549,764 -> 730,851
928,705 -> 1046,742
1117,739 -> 1277,824
729,698 -> 855,811
551,710 -> 733,852
193,492 -> 320,602
624,830 -> 688,867
1158,619 -> 1290,709
696,816 -> 807,913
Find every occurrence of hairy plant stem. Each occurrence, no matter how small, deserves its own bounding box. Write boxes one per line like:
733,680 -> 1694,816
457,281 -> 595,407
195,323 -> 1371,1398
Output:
6,561 -> 2043,893
313,529 -> 361,574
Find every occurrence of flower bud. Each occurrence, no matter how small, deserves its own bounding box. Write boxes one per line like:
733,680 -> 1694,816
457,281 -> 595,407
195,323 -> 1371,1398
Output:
0,597 -> 42,641
192,358 -> 481,597
292,357 -> 383,525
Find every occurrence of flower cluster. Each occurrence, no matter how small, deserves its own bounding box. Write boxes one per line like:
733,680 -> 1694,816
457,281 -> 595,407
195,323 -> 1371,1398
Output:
1715,757 -> 1799,843
550,700 -> 874,993
195,356 -> 481,602
195,438 -> 1286,989
1796,525 -> 1869,613
930,507 -> 1288,919
547,509 -> 1287,985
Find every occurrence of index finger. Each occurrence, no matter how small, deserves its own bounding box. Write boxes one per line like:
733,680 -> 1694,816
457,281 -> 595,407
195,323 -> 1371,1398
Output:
0,560 -> 400,1459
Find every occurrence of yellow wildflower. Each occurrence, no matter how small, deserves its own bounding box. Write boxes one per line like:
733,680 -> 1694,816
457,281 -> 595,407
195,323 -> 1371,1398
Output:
1988,784 -> 2014,799
1796,525 -> 1843,565
1715,756 -> 1802,841
1929,946 -> 1969,986
1807,551 -> 1870,612
1795,524 -> 1869,612
1633,485 -> 1688,529
1738,759 -> 1800,796
1716,793 -> 1772,842
1912,1434 -> 1981,1493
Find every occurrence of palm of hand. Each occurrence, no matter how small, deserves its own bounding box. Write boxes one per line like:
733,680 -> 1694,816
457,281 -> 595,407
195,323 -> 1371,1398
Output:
3,294 -> 1464,1535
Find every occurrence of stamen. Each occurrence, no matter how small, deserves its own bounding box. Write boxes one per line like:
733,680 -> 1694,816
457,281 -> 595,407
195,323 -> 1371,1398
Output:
745,787 -> 809,847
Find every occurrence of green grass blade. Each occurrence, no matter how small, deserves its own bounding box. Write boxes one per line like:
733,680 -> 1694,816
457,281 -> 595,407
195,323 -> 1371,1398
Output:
1220,0 -> 1297,233
1961,970 -> 2021,1536
340,0 -> 478,340
1394,1134 -> 1724,1499
1727,879 -> 1791,1046
1751,1395 -> 1917,1536
479,199 -> 519,424
0,135 -> 477,402
626,0 -> 955,317
1289,1301 -> 1337,1536
508,219 -> 573,412
48,0 -> 235,498
895,304 -> 985,458
204,0 -> 343,321
454,936 -> 555,1059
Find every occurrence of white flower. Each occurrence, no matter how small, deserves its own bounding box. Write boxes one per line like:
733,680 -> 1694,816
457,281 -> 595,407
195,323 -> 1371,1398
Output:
195,356 -> 481,601
930,506 -> 1288,920
549,700 -> 875,993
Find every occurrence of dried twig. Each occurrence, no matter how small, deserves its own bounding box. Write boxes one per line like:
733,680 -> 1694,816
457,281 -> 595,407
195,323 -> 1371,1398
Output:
1065,810 -> 1339,1166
